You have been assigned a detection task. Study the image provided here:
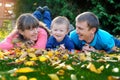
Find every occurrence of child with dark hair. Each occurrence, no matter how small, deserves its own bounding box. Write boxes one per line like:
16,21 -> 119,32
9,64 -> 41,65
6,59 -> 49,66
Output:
0,13 -> 50,50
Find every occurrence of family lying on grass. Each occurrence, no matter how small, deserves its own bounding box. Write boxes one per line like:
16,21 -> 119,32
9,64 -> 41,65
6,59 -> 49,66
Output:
0,6 -> 120,53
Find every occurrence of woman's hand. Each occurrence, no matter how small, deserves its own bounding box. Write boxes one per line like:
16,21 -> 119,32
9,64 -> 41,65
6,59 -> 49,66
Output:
25,40 -> 35,48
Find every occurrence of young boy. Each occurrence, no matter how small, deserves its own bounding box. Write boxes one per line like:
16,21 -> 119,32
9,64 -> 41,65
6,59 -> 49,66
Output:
46,16 -> 74,51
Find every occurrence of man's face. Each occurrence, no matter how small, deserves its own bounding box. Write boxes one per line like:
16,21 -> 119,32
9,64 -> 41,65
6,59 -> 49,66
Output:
76,21 -> 95,42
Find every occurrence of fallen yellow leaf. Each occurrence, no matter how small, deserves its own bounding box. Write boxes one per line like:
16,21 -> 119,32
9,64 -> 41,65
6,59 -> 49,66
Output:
48,74 -> 59,80
39,56 -> 48,62
18,75 -> 27,80
16,67 -> 34,73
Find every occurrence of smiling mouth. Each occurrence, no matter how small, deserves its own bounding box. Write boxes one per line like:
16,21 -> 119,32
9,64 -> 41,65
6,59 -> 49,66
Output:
56,35 -> 61,37
78,34 -> 83,40
32,35 -> 38,38
78,34 -> 82,37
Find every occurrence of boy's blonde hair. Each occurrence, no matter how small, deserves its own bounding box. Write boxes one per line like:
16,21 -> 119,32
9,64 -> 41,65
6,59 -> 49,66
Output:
51,16 -> 70,30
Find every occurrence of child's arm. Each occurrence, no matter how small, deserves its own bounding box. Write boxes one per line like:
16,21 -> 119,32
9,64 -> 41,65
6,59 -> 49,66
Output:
0,30 -> 18,50
46,36 -> 54,49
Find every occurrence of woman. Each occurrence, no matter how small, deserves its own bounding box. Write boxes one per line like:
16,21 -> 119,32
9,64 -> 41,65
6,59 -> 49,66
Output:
0,13 -> 50,50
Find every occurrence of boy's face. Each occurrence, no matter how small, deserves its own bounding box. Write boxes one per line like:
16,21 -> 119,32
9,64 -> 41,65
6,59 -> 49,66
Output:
51,23 -> 69,42
76,21 -> 96,42
19,27 -> 39,41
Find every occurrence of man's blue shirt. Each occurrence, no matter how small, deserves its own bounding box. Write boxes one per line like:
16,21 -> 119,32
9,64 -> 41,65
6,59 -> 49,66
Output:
69,29 -> 115,52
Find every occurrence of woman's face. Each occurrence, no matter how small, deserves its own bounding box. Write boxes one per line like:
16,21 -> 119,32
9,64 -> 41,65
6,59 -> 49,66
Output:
51,23 -> 69,42
19,27 -> 39,41
76,21 -> 96,43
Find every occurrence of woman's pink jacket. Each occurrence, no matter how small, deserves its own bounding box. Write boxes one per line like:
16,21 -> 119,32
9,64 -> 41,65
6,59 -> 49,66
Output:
0,28 -> 48,50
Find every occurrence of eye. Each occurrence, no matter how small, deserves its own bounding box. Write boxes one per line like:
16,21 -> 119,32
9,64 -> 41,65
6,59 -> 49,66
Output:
60,30 -> 64,32
54,29 -> 57,31
77,26 -> 83,30
29,28 -> 33,31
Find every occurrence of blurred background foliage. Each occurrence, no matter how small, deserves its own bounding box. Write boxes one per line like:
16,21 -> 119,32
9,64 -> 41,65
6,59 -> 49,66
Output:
0,20 -> 13,41
13,0 -> 120,35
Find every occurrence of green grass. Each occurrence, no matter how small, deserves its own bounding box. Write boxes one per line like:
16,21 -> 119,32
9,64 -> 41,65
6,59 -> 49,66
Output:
0,52 -> 120,80
0,20 -> 13,41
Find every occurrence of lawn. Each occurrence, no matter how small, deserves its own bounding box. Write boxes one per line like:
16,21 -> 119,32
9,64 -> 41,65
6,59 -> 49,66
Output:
0,48 -> 120,80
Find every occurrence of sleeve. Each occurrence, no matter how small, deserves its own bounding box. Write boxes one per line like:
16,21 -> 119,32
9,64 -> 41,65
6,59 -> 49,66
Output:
33,28 -> 48,49
0,41 -> 13,50
65,36 -> 75,51
46,36 -> 53,49
0,30 -> 18,50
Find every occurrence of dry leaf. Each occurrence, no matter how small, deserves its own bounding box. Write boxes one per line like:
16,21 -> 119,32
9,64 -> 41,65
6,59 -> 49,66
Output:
16,67 -> 34,73
87,62 -> 104,74
71,74 -> 77,80
48,74 -> 59,80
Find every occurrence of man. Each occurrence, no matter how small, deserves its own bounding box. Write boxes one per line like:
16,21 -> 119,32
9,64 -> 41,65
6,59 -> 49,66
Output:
69,12 -> 118,53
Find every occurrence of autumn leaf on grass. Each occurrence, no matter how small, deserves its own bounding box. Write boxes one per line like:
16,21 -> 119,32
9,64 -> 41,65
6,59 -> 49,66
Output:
48,74 -> 59,80
62,54 -> 69,60
0,76 -> 6,80
55,62 -> 65,69
28,53 -> 36,58
29,78 -> 37,80
30,57 -> 38,61
39,55 -> 48,62
15,67 -> 34,73
55,62 -> 74,70
26,48 -> 36,53
18,75 -> 27,80
71,74 -> 77,80
7,68 -> 17,74
108,76 -> 120,80
79,53 -> 87,61
87,62 -> 104,74
0,51 -> 4,59
112,68 -> 119,73
24,61 -> 36,66
19,52 -> 28,59
15,58 -> 26,63
56,69 -> 65,76
64,65 -> 74,70
47,51 -> 54,57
